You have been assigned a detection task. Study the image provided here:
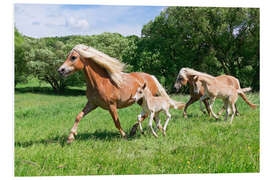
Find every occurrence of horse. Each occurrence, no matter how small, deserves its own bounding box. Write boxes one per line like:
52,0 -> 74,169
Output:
58,44 -> 184,143
133,83 -> 185,137
174,67 -> 256,118
191,74 -> 256,123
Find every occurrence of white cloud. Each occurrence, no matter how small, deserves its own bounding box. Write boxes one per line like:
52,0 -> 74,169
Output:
66,17 -> 89,29
14,4 -> 164,38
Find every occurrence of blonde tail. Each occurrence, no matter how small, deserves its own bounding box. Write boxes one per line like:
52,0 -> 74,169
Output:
237,87 -> 257,109
151,75 -> 185,110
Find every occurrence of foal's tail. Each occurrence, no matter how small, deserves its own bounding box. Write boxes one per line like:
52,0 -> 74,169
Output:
151,75 -> 185,110
237,87 -> 257,109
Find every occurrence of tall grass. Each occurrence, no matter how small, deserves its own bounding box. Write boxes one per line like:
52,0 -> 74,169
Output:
14,81 -> 260,176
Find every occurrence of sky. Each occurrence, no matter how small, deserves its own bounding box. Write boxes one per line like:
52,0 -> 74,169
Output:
14,4 -> 165,38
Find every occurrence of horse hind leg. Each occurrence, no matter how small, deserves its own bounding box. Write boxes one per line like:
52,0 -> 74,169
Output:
162,110 -> 171,136
230,103 -> 236,124
154,112 -> 163,132
109,104 -> 126,138
67,101 -> 97,144
235,104 -> 240,116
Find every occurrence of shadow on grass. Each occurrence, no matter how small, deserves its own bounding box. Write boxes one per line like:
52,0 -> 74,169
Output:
15,86 -> 85,96
15,130 -> 124,148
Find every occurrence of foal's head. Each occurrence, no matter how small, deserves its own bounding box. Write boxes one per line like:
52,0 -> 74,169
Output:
133,83 -> 147,102
58,50 -> 85,77
191,75 -> 202,94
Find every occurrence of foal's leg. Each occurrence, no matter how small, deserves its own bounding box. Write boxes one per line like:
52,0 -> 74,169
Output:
67,101 -> 97,144
224,100 -> 229,122
154,113 -> 163,131
218,106 -> 225,116
137,111 -> 146,134
200,95 -> 209,114
109,104 -> 126,138
208,97 -> 219,120
230,103 -> 236,124
162,110 -> 171,136
183,96 -> 199,118
235,104 -> 240,116
149,112 -> 158,138
202,98 -> 211,116
130,113 -> 148,136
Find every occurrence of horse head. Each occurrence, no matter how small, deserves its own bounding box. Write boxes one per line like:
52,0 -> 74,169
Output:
58,49 -> 84,77
174,68 -> 188,92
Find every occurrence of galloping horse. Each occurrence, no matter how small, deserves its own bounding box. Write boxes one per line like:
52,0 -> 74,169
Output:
174,67 -> 256,118
58,44 -> 184,143
191,74 -> 256,123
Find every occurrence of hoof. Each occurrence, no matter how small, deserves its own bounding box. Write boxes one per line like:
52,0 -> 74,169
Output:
162,131 -> 166,136
67,133 -> 75,144
67,137 -> 75,144
129,123 -> 139,137
183,114 -> 188,118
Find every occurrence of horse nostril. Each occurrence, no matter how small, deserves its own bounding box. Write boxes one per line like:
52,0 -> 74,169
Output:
58,68 -> 65,74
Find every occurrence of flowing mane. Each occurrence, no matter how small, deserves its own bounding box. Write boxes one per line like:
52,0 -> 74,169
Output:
72,44 -> 125,87
180,67 -> 215,79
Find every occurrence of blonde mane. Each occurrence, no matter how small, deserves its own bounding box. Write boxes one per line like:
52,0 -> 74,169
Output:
72,44 -> 125,87
180,67 -> 215,79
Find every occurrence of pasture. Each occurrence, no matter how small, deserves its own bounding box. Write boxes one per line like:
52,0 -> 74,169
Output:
14,80 -> 260,176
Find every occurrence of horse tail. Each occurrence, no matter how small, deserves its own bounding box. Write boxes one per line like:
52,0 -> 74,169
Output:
151,75 -> 185,110
237,87 -> 257,109
170,100 -> 186,110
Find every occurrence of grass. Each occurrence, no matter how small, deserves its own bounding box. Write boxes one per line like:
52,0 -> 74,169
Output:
14,80 -> 260,176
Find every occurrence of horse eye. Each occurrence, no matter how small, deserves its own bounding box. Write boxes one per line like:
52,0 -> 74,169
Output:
71,56 -> 77,61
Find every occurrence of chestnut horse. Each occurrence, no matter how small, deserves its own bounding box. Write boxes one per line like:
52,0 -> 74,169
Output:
58,44 -> 184,143
174,67 -> 256,118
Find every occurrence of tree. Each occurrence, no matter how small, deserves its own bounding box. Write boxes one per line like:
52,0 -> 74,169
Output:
139,7 -> 259,92
14,28 -> 29,86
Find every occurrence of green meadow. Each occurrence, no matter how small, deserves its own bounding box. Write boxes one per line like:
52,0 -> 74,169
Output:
14,80 -> 260,176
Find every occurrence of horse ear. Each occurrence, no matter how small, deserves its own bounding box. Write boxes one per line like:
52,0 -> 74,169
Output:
142,83 -> 146,89
194,75 -> 198,81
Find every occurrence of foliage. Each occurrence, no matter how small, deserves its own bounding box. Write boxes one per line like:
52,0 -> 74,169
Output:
14,28 -> 29,86
138,7 -> 259,92
14,7 -> 259,92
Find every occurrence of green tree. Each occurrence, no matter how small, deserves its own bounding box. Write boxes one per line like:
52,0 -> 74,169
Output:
139,7 -> 259,92
14,28 -> 29,86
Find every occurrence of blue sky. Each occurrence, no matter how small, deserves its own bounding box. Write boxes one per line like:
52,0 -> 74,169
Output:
14,4 -> 165,38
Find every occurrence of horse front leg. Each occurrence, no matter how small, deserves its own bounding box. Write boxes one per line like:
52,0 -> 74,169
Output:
183,96 -> 199,118
130,113 -> 148,137
67,101 -> 97,144
149,112 -> 158,138
109,104 -> 126,138
137,110 -> 146,134
199,95 -> 208,114
208,97 -> 219,120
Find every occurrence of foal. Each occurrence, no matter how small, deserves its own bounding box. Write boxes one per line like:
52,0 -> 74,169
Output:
192,75 -> 254,124
133,83 -> 182,137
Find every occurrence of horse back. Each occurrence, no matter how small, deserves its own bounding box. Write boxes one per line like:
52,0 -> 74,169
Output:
129,72 -> 160,96
216,75 -> 240,89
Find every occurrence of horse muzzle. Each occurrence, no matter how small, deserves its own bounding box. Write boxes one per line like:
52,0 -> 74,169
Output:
57,66 -> 72,77
174,84 -> 181,93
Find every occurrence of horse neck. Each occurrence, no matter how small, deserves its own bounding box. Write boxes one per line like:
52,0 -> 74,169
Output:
142,88 -> 153,107
83,59 -> 110,89
199,75 -> 215,87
